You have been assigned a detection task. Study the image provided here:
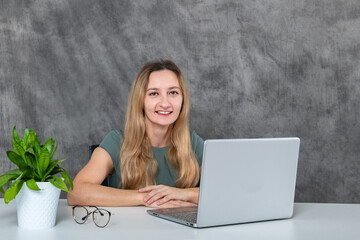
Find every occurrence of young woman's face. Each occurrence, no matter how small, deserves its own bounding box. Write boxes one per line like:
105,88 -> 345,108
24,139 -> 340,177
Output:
144,70 -> 183,130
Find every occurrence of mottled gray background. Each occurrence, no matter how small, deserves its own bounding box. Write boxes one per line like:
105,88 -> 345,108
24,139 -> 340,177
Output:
1,0 -> 359,202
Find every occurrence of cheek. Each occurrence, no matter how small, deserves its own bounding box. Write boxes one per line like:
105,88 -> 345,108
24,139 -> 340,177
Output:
173,98 -> 183,112
144,98 -> 154,114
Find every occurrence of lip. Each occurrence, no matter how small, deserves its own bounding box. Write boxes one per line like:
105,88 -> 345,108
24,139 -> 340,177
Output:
155,111 -> 173,116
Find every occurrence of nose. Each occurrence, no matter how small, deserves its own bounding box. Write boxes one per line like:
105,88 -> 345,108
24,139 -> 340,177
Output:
159,95 -> 171,108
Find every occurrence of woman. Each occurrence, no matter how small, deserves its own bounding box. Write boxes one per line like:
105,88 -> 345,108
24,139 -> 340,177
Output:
67,60 -> 204,207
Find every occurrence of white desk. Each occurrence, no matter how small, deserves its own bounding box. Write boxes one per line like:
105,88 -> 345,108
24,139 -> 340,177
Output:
1,200 -> 359,240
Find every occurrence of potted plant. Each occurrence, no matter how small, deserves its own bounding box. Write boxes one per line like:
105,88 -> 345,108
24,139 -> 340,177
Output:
0,126 -> 73,229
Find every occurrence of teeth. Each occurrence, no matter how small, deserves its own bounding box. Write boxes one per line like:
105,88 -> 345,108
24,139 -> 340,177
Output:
157,111 -> 171,114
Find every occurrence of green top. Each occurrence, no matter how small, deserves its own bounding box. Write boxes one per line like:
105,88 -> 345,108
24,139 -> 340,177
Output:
99,129 -> 204,188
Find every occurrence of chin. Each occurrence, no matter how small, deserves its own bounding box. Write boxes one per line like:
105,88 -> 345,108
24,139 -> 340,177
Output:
153,119 -> 177,127
146,114 -> 179,128
157,121 -> 176,127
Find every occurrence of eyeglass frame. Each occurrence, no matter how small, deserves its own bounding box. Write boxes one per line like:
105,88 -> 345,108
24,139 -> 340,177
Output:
72,205 -> 113,228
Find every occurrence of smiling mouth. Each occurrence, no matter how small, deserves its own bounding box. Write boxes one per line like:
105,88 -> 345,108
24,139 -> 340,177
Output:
156,111 -> 173,115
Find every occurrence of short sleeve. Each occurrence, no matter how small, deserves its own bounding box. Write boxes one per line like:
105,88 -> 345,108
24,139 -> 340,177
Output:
99,129 -> 123,170
191,130 -> 204,166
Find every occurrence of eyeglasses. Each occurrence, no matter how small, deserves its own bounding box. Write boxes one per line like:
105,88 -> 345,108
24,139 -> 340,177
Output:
72,206 -> 112,228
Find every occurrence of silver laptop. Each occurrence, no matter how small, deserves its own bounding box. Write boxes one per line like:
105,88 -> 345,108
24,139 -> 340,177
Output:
147,137 -> 300,228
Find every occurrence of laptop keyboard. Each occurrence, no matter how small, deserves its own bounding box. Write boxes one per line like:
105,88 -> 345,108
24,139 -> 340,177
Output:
167,211 -> 197,223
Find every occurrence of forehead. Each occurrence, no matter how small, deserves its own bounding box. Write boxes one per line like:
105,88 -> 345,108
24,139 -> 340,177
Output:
147,70 -> 180,89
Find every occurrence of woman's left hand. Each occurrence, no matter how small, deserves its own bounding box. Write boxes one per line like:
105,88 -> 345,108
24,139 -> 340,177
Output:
139,185 -> 197,206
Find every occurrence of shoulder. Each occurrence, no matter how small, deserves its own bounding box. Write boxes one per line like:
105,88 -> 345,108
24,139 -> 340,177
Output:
190,130 -> 204,145
190,130 -> 204,151
101,129 -> 124,144
107,129 -> 124,139
99,129 -> 124,161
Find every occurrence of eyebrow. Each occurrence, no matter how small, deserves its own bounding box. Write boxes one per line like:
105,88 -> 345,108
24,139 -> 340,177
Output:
146,87 -> 181,92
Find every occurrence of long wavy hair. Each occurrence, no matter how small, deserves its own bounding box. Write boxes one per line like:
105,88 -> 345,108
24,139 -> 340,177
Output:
120,60 -> 200,189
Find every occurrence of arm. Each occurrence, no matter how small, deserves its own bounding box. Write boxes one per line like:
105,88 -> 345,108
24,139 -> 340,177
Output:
67,147 -> 145,207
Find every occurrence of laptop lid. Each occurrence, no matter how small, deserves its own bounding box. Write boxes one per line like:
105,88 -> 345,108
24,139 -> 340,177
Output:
196,137 -> 300,227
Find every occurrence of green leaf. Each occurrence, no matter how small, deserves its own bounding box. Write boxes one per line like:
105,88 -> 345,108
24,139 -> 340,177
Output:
20,167 -> 35,180
49,166 -> 63,175
0,186 -> 4,194
25,152 -> 36,167
4,180 -> 24,204
25,148 -> 37,167
38,148 -> 51,177
21,127 -> 30,149
42,159 -> 66,180
25,147 -> 36,155
12,126 -> 21,144
60,168 -> 73,190
0,174 -> 19,189
0,170 -> 22,188
50,142 -> 58,159
26,168 -> 41,182
43,138 -> 55,156
27,129 -> 37,146
6,151 -> 26,168
48,176 -> 69,192
0,169 -> 22,176
26,179 -> 40,191
12,140 -> 25,159
34,141 -> 41,159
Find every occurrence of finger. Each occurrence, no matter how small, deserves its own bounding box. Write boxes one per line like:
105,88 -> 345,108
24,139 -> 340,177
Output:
148,187 -> 183,204
143,192 -> 157,203
140,185 -> 166,193
155,188 -> 183,203
146,199 -> 174,208
143,187 -> 167,203
139,185 -> 161,193
143,185 -> 169,202
146,190 -> 170,204
155,195 -> 171,206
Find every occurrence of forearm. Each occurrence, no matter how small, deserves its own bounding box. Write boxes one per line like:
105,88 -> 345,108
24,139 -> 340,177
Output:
67,182 -> 146,207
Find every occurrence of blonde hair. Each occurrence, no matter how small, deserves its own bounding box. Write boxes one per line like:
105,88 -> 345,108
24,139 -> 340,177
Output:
120,60 -> 200,189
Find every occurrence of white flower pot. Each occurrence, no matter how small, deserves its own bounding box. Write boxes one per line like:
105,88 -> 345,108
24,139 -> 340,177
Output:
16,182 -> 61,229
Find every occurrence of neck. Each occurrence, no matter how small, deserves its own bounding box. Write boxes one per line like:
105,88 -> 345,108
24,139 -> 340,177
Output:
145,123 -> 173,148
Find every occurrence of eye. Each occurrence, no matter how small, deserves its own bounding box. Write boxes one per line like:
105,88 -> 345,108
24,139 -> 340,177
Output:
169,90 -> 179,95
149,92 -> 158,96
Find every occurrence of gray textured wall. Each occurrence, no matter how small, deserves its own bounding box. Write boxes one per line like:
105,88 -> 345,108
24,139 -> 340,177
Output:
1,0 -> 359,202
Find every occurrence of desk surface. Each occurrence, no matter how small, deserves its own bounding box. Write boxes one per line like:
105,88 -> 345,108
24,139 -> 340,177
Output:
1,200 -> 359,240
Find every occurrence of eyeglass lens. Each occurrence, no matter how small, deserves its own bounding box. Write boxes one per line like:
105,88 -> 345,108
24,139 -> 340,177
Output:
93,209 -> 111,227
73,206 -> 89,224
73,206 -> 111,227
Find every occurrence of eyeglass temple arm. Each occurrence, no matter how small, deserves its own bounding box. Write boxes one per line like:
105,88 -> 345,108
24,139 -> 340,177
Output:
89,206 -> 106,216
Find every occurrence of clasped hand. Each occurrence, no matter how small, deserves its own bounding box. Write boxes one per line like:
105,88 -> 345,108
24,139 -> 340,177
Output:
138,185 -> 197,208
